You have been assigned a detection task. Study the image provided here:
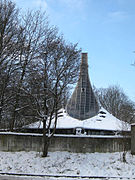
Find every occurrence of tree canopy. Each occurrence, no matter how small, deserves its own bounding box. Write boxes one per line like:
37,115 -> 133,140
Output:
0,0 -> 81,130
95,85 -> 135,124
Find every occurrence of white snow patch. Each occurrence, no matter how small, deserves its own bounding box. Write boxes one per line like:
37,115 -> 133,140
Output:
0,151 -> 135,178
25,108 -> 131,132
0,131 -> 128,138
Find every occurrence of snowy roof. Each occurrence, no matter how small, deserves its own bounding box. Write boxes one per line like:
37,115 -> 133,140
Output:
25,108 -> 131,131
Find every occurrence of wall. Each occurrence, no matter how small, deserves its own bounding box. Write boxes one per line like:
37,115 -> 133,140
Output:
0,132 -> 131,153
131,124 -> 135,154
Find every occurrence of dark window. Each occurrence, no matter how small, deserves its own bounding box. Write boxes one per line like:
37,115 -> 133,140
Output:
81,88 -> 85,92
99,111 -> 106,114
99,115 -> 106,118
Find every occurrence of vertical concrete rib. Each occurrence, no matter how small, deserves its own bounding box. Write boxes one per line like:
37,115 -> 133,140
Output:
66,53 -> 99,120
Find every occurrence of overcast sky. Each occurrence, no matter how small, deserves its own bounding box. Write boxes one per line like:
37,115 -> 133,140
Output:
14,0 -> 135,101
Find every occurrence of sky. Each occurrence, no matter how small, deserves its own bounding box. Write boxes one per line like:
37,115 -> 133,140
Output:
13,0 -> 135,101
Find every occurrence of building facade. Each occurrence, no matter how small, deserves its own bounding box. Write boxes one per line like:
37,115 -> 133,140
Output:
66,53 -> 99,120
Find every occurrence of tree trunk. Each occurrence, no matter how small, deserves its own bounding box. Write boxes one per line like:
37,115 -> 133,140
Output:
10,99 -> 18,131
0,108 -> 2,125
11,62 -> 27,131
122,151 -> 127,163
42,135 -> 49,157
42,116 -> 49,157
0,87 -> 6,126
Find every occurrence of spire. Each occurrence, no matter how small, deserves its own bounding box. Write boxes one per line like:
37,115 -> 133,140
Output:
66,53 -> 99,120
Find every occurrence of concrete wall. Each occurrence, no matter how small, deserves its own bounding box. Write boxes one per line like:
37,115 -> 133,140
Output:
0,132 -> 131,153
131,124 -> 135,154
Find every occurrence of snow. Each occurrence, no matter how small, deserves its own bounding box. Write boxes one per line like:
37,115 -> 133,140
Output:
0,131 -> 128,138
0,151 -> 135,179
25,107 -> 131,132
0,132 -> 42,136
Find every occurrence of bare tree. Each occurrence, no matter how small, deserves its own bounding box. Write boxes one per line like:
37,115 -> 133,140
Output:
6,8 -> 81,156
95,85 -> 135,123
0,0 -> 19,128
10,10 -> 49,130
42,41 -> 80,156
95,85 -> 134,162
21,33 -> 80,156
0,0 -> 81,156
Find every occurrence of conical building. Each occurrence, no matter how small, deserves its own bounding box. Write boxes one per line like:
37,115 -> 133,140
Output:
66,53 -> 99,120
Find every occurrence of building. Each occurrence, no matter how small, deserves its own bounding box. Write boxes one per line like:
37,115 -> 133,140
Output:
66,53 -> 99,120
23,107 -> 130,135
23,53 -> 130,136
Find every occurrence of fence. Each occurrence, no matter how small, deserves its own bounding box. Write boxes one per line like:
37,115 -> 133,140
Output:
0,132 -> 131,153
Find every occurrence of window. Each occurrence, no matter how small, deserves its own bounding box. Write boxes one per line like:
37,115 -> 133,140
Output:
81,88 -> 85,92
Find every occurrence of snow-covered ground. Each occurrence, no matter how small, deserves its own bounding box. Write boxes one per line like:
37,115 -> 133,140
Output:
0,151 -> 135,179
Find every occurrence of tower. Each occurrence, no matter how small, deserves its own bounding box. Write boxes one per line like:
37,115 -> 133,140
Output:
66,53 -> 99,120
